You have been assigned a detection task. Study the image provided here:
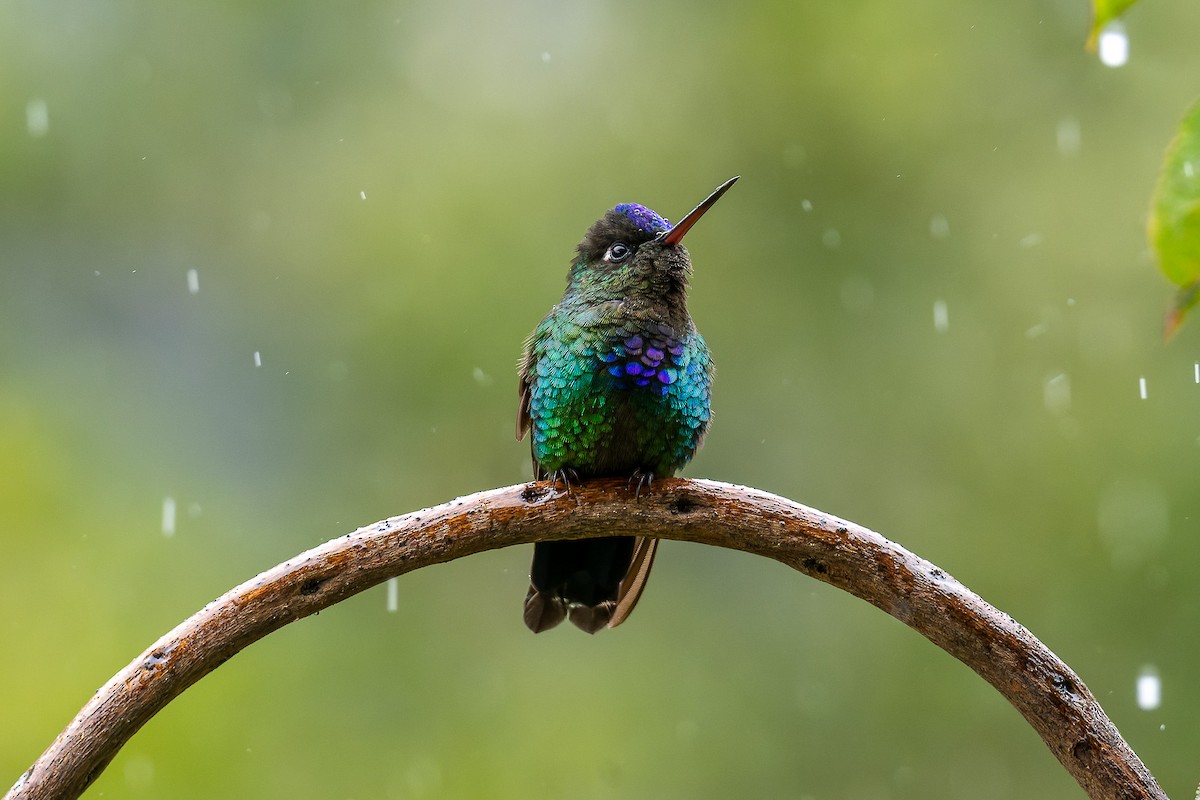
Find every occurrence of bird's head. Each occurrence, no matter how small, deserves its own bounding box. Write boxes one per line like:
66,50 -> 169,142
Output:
565,177 -> 738,304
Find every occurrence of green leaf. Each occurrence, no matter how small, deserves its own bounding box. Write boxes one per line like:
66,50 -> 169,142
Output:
1149,97 -> 1200,338
1086,0 -> 1138,51
1164,281 -> 1200,340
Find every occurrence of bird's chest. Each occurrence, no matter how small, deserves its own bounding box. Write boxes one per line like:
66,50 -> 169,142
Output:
529,322 -> 698,474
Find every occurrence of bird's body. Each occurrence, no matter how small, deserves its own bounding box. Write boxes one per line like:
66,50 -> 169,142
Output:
517,178 -> 736,633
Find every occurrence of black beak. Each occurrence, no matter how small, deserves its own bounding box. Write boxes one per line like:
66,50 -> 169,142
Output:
659,176 -> 739,246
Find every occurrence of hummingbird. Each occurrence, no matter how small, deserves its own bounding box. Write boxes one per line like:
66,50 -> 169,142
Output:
517,176 -> 737,633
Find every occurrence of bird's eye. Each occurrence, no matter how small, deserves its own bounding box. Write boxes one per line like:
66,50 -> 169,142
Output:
605,242 -> 631,263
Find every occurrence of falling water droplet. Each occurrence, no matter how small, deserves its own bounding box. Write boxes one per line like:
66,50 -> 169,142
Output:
929,214 -> 950,239
1044,373 -> 1071,415
386,577 -> 399,612
1056,116 -> 1081,157
26,98 -> 49,137
162,497 -> 176,537
1098,22 -> 1129,68
254,351 -> 262,368
1136,666 -> 1161,710
1139,376 -> 1148,400
187,269 -> 199,295
933,299 -> 949,333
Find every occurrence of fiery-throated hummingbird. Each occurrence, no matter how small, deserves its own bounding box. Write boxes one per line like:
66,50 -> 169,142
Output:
517,176 -> 737,633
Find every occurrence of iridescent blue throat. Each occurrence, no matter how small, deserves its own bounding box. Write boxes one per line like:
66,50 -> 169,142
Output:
599,333 -> 687,397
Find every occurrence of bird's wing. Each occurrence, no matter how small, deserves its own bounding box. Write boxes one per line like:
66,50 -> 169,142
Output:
517,345 -> 547,478
516,339 -> 535,441
517,376 -> 532,441
607,536 -> 659,629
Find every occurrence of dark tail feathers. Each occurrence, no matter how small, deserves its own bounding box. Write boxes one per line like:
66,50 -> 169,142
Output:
523,536 -> 658,634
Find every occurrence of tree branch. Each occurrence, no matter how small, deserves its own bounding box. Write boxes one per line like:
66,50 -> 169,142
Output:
5,479 -> 1165,800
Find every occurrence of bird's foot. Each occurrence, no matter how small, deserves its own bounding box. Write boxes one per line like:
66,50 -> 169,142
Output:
627,470 -> 655,499
547,468 -> 581,497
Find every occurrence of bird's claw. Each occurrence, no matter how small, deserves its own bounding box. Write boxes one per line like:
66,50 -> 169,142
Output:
548,468 -> 581,497
627,470 -> 655,499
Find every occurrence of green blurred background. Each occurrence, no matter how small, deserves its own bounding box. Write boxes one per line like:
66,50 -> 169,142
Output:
3,0 -> 1199,797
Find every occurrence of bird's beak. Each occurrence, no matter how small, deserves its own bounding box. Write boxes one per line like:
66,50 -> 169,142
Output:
660,176 -> 739,247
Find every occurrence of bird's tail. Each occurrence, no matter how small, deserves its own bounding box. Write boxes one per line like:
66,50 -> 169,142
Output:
523,536 -> 658,634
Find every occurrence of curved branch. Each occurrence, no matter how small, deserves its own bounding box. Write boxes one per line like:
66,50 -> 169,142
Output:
6,479 -> 1165,800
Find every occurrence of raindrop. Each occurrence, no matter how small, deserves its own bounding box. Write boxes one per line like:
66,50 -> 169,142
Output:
1194,362 -> 1198,384
360,190 -> 367,200
162,496 -> 176,537
1019,233 -> 1043,249
26,98 -> 49,137
1136,666 -> 1161,711
540,51 -> 551,64
1185,162 -> 1195,179
821,228 -> 841,249
929,214 -> 950,239
932,299 -> 949,333
800,198 -> 813,212
254,351 -> 262,368
187,269 -> 199,295
386,577 -> 399,612
472,367 -> 493,386
1139,376 -> 1147,400
1056,117 -> 1081,157
1044,373 -> 1070,415
1098,22 -> 1129,68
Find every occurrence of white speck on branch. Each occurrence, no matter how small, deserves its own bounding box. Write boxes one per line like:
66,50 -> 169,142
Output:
5,479 -> 1165,800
